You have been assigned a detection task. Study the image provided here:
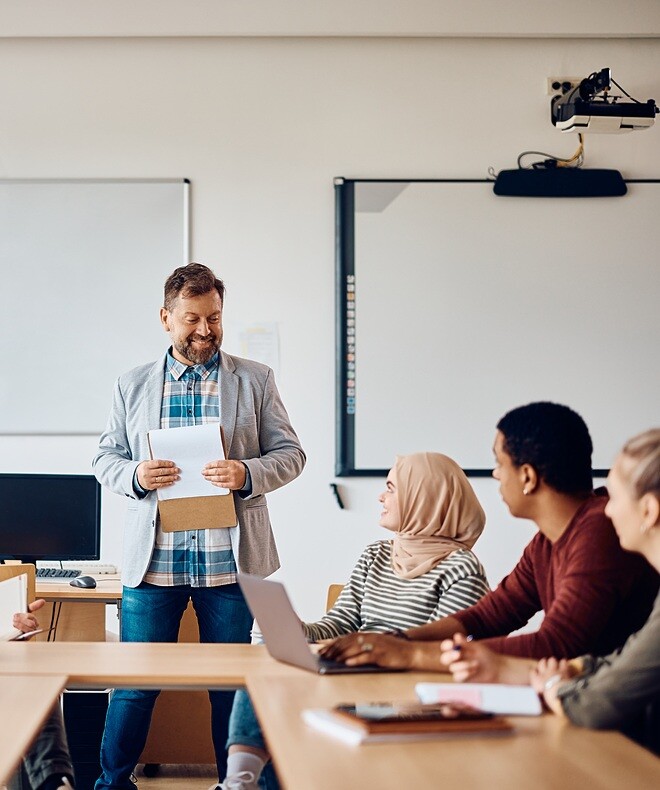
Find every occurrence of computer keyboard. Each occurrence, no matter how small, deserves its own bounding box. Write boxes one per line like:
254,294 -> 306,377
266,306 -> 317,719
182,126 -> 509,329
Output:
61,561 -> 118,574
36,567 -> 81,578
37,561 -> 118,575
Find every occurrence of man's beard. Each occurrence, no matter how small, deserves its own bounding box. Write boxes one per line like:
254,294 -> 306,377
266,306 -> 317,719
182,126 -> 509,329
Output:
174,333 -> 222,365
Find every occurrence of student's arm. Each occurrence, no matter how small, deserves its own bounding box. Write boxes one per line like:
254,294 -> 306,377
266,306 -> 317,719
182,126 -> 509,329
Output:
303,545 -> 374,642
409,542 -> 541,643
321,548 -> 540,669
554,598 -> 660,731
482,516 -> 649,659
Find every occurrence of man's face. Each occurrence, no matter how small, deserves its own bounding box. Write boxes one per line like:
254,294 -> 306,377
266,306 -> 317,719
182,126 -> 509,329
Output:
491,430 -> 526,517
160,289 -> 223,366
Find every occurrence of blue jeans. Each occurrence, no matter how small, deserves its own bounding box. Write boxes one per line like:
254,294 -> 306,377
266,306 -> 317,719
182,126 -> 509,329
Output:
227,690 -> 280,790
95,582 -> 253,789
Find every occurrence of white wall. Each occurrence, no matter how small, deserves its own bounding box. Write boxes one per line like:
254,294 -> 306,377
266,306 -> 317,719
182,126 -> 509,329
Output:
1,0 -> 659,38
0,35 -> 656,620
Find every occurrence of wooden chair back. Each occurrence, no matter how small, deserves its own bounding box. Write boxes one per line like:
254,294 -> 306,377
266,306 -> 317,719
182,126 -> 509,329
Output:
326,583 -> 344,611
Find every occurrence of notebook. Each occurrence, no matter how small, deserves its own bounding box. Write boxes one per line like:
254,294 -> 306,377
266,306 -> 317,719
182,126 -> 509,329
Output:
302,702 -> 513,745
0,573 -> 28,641
237,573 -> 396,675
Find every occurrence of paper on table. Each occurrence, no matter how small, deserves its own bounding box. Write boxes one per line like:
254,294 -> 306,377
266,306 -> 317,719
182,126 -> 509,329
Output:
415,682 -> 542,716
148,423 -> 229,500
0,574 -> 28,642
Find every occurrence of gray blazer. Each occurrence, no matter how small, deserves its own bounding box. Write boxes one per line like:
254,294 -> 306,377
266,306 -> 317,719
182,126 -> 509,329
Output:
92,351 -> 306,587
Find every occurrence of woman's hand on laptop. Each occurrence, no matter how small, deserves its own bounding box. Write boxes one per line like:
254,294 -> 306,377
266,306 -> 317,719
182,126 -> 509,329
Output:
319,632 -> 418,669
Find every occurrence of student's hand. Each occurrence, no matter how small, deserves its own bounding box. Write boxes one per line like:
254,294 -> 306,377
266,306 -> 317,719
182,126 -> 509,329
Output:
137,459 -> 179,490
319,633 -> 418,669
530,657 -> 573,716
439,634 -> 505,683
13,598 -> 46,634
202,460 -> 247,490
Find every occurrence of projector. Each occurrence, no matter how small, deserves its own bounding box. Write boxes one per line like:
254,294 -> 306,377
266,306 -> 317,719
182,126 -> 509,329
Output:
551,68 -> 658,134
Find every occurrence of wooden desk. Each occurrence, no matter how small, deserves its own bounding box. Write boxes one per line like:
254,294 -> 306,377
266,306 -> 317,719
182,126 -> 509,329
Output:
35,576 -> 122,642
247,673 -> 660,790
0,642 -> 287,689
0,674 -> 68,786
3,644 -> 657,789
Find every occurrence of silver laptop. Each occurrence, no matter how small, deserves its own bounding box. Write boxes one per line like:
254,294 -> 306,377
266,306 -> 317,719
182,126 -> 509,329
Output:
237,573 -> 396,675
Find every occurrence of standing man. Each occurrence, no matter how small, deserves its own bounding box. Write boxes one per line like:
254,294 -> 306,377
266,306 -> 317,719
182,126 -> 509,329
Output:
93,263 -> 305,790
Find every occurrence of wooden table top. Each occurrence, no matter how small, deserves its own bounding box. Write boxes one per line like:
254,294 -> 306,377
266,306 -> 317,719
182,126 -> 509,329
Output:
247,672 -> 660,790
0,674 -> 67,785
36,575 -> 123,602
0,642 -> 292,689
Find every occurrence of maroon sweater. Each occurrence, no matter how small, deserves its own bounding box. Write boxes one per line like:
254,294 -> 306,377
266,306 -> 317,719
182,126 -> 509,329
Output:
454,491 -> 658,659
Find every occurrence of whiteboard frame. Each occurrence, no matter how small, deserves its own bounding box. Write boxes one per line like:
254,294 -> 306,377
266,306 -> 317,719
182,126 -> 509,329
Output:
335,176 -> 658,478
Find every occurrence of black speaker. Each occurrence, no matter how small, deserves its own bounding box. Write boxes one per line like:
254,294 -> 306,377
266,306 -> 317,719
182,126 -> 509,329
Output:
62,690 -> 110,790
493,168 -> 627,197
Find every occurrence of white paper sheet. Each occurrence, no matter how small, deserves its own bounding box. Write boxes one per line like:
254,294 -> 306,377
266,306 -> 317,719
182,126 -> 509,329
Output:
415,682 -> 542,716
0,574 -> 28,642
148,423 -> 229,500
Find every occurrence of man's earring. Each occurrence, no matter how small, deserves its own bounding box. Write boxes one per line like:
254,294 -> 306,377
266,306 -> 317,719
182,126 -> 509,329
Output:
523,488 -> 529,496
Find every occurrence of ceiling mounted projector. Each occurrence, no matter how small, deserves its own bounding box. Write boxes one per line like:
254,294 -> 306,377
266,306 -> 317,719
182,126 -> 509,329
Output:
551,68 -> 658,133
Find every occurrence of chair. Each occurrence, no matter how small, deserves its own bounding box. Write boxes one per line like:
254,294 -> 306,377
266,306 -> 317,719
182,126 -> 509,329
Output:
326,584 -> 344,611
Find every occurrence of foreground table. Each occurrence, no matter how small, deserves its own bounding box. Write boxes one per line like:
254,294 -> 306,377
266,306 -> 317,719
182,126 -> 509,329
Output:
248,672 -> 660,790
0,642 -> 283,689
0,675 -> 68,785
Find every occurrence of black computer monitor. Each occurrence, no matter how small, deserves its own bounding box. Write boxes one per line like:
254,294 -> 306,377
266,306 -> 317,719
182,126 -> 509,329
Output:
0,473 -> 101,564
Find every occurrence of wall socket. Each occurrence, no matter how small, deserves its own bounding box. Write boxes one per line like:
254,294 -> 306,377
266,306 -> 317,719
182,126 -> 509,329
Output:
546,77 -> 582,96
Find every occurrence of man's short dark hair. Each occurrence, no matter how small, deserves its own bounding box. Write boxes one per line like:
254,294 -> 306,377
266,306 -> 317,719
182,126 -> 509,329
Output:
163,263 -> 225,310
497,402 -> 593,495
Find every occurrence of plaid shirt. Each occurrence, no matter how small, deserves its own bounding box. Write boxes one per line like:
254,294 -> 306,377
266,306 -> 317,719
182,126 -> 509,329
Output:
143,350 -> 237,587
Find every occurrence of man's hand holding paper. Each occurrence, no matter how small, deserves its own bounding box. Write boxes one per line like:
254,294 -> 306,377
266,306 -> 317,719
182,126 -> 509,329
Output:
136,459 -> 180,491
202,459 -> 247,491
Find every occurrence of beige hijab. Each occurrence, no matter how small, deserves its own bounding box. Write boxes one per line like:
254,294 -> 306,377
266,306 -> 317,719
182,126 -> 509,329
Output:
384,453 -> 486,580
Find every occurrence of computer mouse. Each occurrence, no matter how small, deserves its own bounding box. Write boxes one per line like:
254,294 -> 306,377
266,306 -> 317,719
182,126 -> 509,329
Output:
70,575 -> 97,589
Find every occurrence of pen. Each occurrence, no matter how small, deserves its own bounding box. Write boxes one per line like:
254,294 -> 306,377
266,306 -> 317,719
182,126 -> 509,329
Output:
452,634 -> 473,653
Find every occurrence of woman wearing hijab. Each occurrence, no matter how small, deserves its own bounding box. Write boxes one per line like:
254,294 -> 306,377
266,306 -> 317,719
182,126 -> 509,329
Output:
219,452 -> 489,790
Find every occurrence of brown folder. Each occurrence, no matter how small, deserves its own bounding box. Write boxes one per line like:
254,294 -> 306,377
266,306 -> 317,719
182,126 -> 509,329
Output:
148,425 -> 238,533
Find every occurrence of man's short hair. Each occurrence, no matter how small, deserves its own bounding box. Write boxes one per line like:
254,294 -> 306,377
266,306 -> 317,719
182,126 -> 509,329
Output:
497,402 -> 593,495
163,263 -> 225,310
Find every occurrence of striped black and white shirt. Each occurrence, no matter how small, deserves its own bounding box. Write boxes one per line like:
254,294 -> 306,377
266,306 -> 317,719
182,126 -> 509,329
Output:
303,541 -> 490,642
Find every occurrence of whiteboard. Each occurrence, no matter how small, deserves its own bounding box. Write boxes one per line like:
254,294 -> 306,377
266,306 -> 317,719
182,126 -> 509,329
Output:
0,179 -> 189,434
336,179 -> 660,475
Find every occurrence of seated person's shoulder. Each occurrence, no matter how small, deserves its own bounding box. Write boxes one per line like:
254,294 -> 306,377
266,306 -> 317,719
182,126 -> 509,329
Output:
445,548 -> 487,576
